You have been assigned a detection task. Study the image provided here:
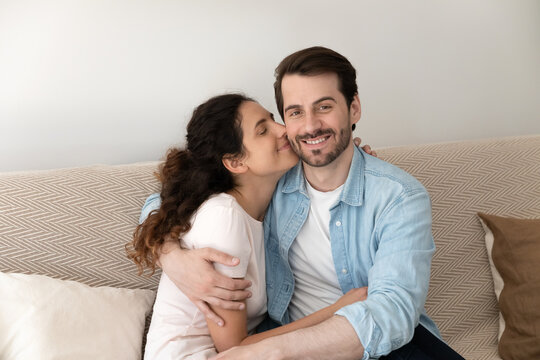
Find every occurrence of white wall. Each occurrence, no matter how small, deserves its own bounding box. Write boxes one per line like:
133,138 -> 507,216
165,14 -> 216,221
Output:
1,0 -> 539,172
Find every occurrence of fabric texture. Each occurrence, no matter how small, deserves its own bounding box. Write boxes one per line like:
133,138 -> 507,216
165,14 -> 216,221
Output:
1,135 -> 539,360
0,163 -> 161,357
0,163 -> 160,289
0,271 -> 155,360
375,135 -> 540,360
288,181 -> 344,321
478,216 -> 507,341
380,324 -> 464,360
477,213 -> 540,360
143,193 -> 267,359
264,146 -> 439,359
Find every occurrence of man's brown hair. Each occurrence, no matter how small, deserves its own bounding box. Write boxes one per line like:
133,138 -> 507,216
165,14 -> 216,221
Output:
274,46 -> 358,119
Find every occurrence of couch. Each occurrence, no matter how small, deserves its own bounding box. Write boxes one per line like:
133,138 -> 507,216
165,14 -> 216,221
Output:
1,135 -> 539,359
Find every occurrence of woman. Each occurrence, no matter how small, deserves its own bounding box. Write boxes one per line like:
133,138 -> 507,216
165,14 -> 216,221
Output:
127,94 -> 365,359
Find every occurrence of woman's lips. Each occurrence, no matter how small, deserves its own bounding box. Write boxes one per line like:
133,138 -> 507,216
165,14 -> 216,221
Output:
278,141 -> 292,151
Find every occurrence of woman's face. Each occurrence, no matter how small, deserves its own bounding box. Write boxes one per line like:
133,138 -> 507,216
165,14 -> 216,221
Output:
237,101 -> 298,178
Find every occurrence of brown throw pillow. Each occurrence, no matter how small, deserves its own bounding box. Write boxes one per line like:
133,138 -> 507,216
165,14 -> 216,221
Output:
477,213 -> 540,360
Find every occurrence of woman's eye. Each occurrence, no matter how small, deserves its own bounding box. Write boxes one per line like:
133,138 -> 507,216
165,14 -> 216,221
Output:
258,128 -> 267,135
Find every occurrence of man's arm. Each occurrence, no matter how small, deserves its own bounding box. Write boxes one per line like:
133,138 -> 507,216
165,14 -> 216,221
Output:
138,194 -> 251,325
221,188 -> 433,360
211,315 -> 364,360
335,188 -> 435,358
159,242 -> 251,324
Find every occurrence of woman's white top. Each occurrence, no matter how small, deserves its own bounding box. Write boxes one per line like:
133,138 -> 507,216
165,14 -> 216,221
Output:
144,193 -> 267,360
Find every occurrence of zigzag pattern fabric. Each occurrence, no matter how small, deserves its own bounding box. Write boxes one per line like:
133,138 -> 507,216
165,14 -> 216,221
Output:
377,135 -> 540,360
0,162 -> 161,290
1,135 -> 539,359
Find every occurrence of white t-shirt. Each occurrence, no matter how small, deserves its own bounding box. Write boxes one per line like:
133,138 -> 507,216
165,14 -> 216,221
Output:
145,193 -> 267,360
288,181 -> 344,321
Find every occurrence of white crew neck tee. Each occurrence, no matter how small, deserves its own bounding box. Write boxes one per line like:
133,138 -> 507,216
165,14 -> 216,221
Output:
145,193 -> 267,359
288,181 -> 344,321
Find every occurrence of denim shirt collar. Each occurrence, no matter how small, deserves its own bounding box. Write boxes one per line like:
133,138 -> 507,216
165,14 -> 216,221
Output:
281,146 -> 365,207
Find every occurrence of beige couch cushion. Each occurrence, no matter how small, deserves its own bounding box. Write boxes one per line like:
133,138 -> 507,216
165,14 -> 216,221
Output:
0,271 -> 155,359
378,135 -> 540,360
1,135 -> 539,360
0,162 -> 161,289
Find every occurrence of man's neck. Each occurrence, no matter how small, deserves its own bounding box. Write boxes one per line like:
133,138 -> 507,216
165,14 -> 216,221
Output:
303,144 -> 354,192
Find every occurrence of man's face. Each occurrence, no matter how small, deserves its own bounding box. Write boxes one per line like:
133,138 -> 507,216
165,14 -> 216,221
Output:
281,73 -> 360,167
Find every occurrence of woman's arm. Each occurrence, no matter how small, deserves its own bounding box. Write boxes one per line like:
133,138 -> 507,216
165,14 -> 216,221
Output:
206,287 -> 368,352
241,287 -> 367,346
206,297 -> 249,352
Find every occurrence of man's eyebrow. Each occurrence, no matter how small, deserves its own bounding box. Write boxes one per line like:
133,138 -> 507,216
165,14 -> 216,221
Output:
284,97 -> 337,114
313,96 -> 336,105
284,104 -> 301,114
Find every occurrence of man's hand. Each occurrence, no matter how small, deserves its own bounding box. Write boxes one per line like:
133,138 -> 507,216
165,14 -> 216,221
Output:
353,137 -> 378,157
159,242 -> 252,326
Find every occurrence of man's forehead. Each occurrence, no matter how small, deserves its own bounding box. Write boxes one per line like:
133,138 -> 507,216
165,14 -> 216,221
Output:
282,73 -> 341,104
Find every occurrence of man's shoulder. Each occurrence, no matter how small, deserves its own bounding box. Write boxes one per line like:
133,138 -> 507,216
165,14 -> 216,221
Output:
139,193 -> 161,224
361,152 -> 427,194
275,161 -> 303,193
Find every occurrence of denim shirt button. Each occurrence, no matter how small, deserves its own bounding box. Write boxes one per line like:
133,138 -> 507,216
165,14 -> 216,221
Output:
341,268 -> 348,274
335,221 -> 342,227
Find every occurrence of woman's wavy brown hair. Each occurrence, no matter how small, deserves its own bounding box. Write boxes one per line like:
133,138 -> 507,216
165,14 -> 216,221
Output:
127,93 -> 253,275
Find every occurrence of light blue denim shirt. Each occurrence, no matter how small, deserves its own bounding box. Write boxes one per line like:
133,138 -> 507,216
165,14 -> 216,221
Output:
139,147 -> 440,359
263,147 -> 440,359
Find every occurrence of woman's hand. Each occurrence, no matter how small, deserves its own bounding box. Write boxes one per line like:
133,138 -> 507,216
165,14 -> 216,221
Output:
353,137 -> 378,158
333,287 -> 368,310
159,242 -> 252,326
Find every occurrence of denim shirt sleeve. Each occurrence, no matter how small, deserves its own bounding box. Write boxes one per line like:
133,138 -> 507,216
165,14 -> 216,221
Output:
335,188 -> 435,359
139,193 -> 161,224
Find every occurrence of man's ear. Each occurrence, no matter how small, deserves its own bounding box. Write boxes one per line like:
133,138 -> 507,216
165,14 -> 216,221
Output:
222,155 -> 248,174
350,94 -> 361,125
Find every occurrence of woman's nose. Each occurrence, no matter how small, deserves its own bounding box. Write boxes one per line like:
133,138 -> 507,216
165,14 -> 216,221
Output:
274,122 -> 287,138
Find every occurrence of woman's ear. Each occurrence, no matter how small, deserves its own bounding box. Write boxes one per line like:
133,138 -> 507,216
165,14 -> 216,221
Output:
222,155 -> 248,174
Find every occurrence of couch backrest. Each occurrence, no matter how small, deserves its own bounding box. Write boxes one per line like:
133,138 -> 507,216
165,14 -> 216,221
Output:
2,135 -> 539,360
378,135 -> 540,360
0,162 -> 161,290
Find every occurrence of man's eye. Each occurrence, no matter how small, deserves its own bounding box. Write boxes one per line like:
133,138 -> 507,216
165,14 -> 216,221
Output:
319,105 -> 331,111
289,111 -> 300,117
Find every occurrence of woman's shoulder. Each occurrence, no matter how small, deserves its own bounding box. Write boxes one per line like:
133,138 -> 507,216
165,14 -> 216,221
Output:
197,193 -> 242,215
191,193 -> 251,229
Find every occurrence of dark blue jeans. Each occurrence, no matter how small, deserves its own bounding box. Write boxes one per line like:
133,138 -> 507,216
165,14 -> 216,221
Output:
380,325 -> 464,360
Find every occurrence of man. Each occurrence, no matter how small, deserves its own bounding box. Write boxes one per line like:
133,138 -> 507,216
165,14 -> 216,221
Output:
148,47 -> 463,359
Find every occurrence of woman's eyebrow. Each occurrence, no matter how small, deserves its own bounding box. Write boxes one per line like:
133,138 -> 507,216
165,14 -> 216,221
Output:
254,118 -> 267,129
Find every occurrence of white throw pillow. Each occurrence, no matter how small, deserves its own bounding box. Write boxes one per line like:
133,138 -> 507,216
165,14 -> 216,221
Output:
0,271 -> 156,360
478,217 -> 506,341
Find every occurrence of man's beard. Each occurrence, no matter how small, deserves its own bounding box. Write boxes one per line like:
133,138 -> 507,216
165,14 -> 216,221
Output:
292,126 -> 351,167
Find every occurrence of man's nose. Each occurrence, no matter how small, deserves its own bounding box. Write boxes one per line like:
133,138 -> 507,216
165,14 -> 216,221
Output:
304,110 -> 321,134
